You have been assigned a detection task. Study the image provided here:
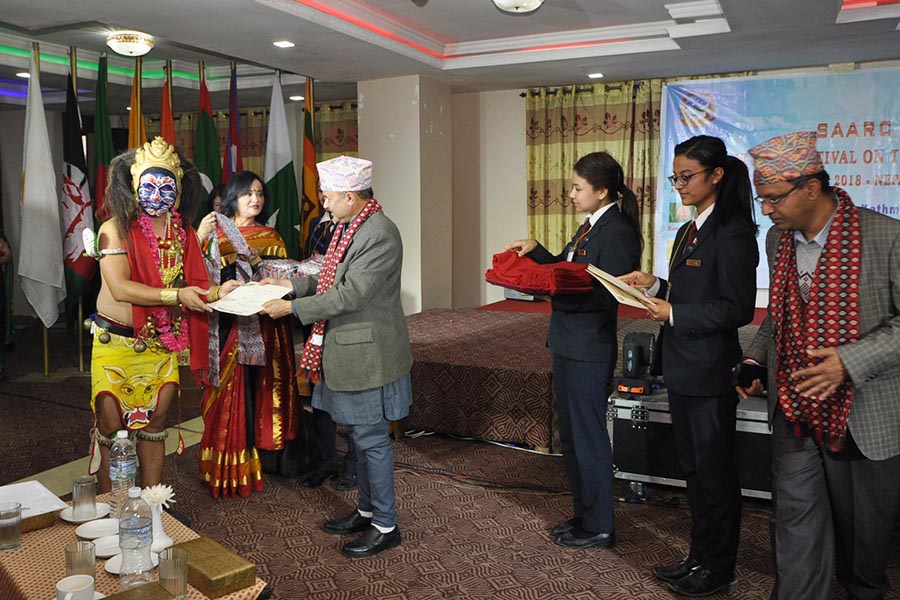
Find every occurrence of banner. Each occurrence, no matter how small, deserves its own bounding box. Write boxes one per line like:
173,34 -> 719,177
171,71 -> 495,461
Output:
656,68 -> 900,288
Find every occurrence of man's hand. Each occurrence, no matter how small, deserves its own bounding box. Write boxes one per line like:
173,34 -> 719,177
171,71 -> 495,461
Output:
503,239 -> 537,257
219,280 -> 242,299
260,298 -> 293,319
178,286 -> 213,313
258,277 -> 293,289
791,347 -> 848,398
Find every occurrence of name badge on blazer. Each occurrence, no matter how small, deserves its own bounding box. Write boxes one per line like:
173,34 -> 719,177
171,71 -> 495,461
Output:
576,250 -> 586,256
686,258 -> 702,267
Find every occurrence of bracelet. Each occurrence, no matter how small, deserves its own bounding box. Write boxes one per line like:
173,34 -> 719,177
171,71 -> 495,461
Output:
160,288 -> 179,306
208,285 -> 222,302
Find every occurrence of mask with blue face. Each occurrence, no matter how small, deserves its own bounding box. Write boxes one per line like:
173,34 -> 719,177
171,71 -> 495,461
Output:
137,168 -> 178,217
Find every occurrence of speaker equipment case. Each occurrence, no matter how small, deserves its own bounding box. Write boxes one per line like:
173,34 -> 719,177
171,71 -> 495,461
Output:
608,390 -> 772,499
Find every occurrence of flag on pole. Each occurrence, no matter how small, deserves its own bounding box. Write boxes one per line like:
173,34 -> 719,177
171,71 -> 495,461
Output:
194,64 -> 221,191
18,46 -> 65,329
299,78 -> 321,257
128,57 -> 146,149
159,77 -> 176,144
264,72 -> 301,259
93,54 -> 114,222
61,73 -> 97,316
222,63 -> 243,183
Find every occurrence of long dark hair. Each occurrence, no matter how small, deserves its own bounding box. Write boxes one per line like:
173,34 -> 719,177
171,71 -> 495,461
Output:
573,151 -> 643,248
220,170 -> 269,222
673,135 -> 758,234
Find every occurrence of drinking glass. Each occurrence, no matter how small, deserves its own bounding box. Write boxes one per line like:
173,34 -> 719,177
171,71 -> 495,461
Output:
0,502 -> 22,552
72,475 -> 97,521
65,540 -> 96,578
158,547 -> 188,599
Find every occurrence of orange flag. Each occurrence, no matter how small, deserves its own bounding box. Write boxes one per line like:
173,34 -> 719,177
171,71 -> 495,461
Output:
159,79 -> 175,144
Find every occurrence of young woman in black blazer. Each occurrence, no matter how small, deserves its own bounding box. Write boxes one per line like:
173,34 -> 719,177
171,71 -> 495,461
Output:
621,136 -> 758,596
505,151 -> 642,549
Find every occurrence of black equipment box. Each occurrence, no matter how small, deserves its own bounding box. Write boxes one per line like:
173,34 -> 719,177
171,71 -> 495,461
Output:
608,390 -> 772,499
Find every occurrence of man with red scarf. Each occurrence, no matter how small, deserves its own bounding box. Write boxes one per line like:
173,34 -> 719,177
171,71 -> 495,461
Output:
89,138 -> 237,492
738,131 -> 900,600
262,155 -> 412,558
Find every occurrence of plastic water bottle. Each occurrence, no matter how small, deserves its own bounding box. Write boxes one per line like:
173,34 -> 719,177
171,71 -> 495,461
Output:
109,430 -> 137,518
118,486 -> 153,591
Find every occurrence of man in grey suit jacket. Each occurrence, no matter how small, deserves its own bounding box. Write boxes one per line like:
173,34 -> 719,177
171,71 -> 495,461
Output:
262,155 -> 412,558
738,132 -> 900,600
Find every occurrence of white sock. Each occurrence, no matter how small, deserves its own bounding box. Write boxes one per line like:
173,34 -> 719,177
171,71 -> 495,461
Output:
373,523 -> 395,534
357,509 -> 373,519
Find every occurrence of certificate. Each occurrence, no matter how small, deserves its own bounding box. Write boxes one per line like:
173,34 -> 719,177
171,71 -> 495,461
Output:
585,265 -> 653,309
208,282 -> 292,316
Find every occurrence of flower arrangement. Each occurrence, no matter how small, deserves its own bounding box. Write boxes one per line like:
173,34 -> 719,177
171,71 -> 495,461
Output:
141,483 -> 176,509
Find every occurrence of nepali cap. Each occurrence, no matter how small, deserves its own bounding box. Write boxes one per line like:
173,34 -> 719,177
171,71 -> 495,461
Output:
316,155 -> 373,192
748,131 -> 824,186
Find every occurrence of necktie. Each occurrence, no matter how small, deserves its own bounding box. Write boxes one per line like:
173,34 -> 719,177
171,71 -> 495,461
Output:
682,221 -> 698,256
574,218 -> 591,248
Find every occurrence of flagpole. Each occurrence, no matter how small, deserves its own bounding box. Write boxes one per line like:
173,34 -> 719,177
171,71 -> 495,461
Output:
69,46 -> 86,373
308,77 -> 315,142
165,59 -> 173,108
32,42 -> 51,378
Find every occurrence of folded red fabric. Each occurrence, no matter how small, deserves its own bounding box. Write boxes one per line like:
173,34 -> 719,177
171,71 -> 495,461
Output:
484,251 -> 593,296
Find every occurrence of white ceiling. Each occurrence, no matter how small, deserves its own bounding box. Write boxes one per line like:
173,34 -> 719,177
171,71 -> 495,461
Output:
0,0 -> 898,116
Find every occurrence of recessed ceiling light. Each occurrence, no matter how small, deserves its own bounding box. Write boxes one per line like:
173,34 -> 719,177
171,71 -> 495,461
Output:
16,72 -> 30,78
273,41 -> 295,48
126,106 -> 132,111
288,95 -> 304,101
588,72 -> 604,79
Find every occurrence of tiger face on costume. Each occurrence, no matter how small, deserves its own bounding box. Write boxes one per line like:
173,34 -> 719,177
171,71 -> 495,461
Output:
102,353 -> 176,429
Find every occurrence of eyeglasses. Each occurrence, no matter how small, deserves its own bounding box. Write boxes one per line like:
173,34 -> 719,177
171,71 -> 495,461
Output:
754,177 -> 809,206
667,168 -> 712,188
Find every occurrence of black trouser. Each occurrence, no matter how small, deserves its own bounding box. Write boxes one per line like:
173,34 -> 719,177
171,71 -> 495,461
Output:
668,391 -> 742,577
313,407 -> 357,475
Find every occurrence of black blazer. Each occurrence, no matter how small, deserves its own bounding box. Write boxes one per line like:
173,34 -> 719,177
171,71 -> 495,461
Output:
529,205 -> 641,362
655,213 -> 758,396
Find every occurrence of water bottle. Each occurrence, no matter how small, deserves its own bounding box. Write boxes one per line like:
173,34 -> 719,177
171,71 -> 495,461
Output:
109,430 -> 137,518
118,486 -> 153,591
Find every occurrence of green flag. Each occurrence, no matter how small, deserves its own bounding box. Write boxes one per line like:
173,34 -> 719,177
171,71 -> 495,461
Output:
264,73 -> 300,259
194,69 -> 221,192
93,54 -> 115,223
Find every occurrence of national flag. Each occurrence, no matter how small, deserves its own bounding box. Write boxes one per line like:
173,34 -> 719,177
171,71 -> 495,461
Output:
93,55 -> 115,222
264,72 -> 301,259
159,77 -> 176,144
299,78 -> 321,257
127,58 -> 146,149
61,73 -> 97,316
194,65 -> 221,192
18,47 -> 65,328
222,63 -> 243,183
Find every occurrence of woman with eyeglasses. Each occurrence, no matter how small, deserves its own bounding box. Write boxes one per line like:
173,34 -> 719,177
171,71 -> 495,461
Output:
505,151 -> 642,550
620,135 -> 758,597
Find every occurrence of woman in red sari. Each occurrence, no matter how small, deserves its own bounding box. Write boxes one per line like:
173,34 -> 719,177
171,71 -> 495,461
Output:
196,170 -> 301,498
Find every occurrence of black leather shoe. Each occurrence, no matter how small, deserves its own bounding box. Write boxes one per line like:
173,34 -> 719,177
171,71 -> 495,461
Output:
550,517 -> 581,537
302,469 -> 338,488
668,567 -> 737,597
323,511 -> 372,535
554,526 -> 614,549
652,555 -> 701,583
336,471 -> 358,491
341,525 -> 401,558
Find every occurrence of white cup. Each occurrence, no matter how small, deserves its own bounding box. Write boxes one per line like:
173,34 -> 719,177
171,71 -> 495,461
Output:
56,574 -> 94,600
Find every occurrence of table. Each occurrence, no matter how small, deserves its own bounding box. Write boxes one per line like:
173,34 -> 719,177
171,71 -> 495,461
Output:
0,495 -> 267,600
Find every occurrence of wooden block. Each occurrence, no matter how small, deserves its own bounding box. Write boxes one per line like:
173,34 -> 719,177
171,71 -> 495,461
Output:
103,582 -> 175,599
173,536 -> 255,599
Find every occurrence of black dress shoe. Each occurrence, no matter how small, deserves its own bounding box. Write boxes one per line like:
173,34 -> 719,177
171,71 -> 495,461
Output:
302,469 -> 338,488
323,511 -> 372,535
341,525 -> 401,558
668,567 -> 737,597
336,471 -> 358,491
550,517 -> 582,537
554,526 -> 614,549
652,555 -> 701,583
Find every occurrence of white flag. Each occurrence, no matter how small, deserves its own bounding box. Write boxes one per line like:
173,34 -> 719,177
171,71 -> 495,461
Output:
18,49 -> 64,328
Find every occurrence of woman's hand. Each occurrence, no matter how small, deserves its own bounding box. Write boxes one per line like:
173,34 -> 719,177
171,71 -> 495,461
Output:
196,212 -> 218,240
619,270 -> 657,290
218,280 -> 242,299
504,239 -> 537,257
258,277 -> 293,289
260,299 -> 293,319
643,296 -> 671,323
178,286 -> 213,313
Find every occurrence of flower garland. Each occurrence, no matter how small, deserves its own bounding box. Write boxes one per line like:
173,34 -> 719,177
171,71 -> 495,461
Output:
136,210 -> 190,353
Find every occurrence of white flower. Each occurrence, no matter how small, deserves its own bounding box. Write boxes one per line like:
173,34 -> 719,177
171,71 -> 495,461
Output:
141,484 -> 176,508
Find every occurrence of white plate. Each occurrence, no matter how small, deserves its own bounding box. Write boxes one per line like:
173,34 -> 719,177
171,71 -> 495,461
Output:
60,503 -> 111,524
93,534 -> 121,558
75,518 -> 119,540
104,552 -> 159,575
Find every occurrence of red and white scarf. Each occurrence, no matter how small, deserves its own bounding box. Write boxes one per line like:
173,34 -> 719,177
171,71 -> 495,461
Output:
298,198 -> 382,382
770,187 -> 860,451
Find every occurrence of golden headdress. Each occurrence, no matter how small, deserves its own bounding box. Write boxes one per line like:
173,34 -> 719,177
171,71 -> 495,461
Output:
131,136 -> 183,207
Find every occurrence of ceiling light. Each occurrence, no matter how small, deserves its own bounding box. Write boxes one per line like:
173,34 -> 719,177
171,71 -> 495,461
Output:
288,95 -> 304,101
16,71 -> 30,78
106,31 -> 155,57
492,0 -> 544,14
588,72 -> 604,79
273,40 -> 295,48
126,106 -> 132,111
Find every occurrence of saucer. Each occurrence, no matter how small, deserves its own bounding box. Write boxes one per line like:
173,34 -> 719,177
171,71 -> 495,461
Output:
75,518 -> 118,540
93,534 -> 121,558
49,593 -> 104,599
60,503 -> 111,524
104,552 -> 159,575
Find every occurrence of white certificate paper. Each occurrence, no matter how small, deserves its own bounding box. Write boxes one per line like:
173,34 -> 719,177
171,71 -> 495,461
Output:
208,282 -> 292,316
586,265 -> 653,309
